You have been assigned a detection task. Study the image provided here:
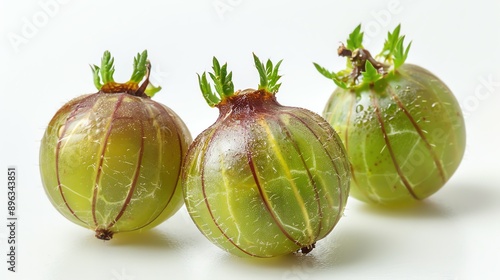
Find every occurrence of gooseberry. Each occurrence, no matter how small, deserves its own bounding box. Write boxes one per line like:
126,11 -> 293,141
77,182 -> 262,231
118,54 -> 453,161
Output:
314,25 -> 466,205
39,51 -> 192,240
182,54 -> 350,257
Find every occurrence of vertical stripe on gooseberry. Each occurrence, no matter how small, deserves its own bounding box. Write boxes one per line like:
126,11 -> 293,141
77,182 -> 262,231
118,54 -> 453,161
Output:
199,118 -> 255,257
92,94 -> 126,227
283,111 -> 346,236
397,69 -> 462,178
128,102 -> 185,232
107,119 -> 145,229
55,94 -> 97,225
275,116 -> 323,243
153,103 -> 184,210
127,102 -> 165,230
370,87 -> 420,200
387,86 -> 446,184
245,131 -> 304,249
218,149 -> 244,246
345,92 -> 360,186
256,118 -> 312,244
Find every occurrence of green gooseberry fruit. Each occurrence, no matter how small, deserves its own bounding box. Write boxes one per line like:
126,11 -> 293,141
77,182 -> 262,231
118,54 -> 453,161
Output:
182,54 -> 350,258
314,25 -> 466,206
39,51 -> 192,240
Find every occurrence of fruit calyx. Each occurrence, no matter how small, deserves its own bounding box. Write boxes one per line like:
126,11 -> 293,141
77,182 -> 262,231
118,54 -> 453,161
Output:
299,242 -> 316,255
95,228 -> 114,241
314,24 -> 411,89
91,50 -> 161,98
198,53 -> 283,108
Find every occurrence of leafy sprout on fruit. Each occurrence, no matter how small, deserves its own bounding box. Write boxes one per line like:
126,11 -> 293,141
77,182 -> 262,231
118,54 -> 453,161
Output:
253,53 -> 283,94
197,57 -> 235,107
90,50 -> 161,97
198,54 -> 283,107
314,24 -> 412,89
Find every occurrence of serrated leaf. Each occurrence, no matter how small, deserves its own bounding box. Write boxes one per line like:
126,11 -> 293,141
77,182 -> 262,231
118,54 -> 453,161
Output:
253,54 -> 268,90
198,72 -> 219,107
212,57 -> 221,75
91,65 -> 102,90
393,36 -> 411,68
130,50 -> 148,83
378,24 -> 411,68
253,53 -> 282,94
346,24 -> 364,50
198,57 -> 235,106
380,24 -> 401,59
270,60 -> 281,83
99,50 -> 116,84
333,78 -> 348,89
313,62 -> 335,79
313,62 -> 349,89
362,60 -> 382,84
223,71 -> 234,96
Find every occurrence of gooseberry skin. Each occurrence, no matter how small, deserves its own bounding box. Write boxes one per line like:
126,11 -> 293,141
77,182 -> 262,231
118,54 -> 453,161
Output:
183,89 -> 350,258
39,51 -> 192,239
323,64 -> 466,205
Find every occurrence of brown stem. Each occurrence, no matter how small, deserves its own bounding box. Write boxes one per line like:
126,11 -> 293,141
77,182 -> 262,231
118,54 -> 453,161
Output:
134,61 -> 152,98
337,44 -> 389,82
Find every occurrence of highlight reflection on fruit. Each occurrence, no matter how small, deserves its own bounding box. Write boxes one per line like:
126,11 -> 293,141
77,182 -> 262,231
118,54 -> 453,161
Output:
39,51 -> 192,240
314,25 -> 466,205
182,54 -> 350,257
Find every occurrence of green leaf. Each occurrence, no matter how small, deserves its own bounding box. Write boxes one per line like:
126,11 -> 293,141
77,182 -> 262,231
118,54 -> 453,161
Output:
362,60 -> 382,84
90,51 -> 116,90
254,54 -> 268,90
313,62 -> 334,79
379,24 -> 401,59
313,62 -> 349,89
333,78 -> 348,89
377,25 -> 411,68
130,50 -> 149,83
346,24 -> 364,50
211,57 -> 234,99
314,23 -> 412,90
253,53 -> 283,94
198,72 -> 219,107
198,57 -> 234,106
393,36 -> 412,68
90,65 -> 103,90
268,60 -> 283,93
100,50 -> 115,84
144,84 -> 162,97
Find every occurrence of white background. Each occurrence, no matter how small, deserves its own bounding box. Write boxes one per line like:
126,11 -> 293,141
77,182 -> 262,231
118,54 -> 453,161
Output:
1,0 -> 500,279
